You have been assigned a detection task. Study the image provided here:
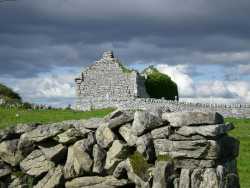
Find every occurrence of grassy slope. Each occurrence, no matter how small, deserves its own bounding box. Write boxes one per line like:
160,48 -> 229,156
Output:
226,118 -> 250,188
0,107 -> 114,129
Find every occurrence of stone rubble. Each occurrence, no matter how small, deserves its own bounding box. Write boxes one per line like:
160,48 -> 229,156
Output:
0,109 -> 240,188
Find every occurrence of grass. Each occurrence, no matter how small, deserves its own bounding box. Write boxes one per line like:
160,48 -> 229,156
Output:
129,151 -> 153,181
0,107 -> 114,129
226,118 -> 250,188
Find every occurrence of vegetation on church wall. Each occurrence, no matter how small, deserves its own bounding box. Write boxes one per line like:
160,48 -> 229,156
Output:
143,66 -> 178,100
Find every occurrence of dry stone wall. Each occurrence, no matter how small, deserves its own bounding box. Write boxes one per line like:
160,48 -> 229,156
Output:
75,97 -> 250,118
0,109 -> 240,188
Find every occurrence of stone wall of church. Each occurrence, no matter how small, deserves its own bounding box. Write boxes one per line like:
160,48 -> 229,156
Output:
75,51 -> 148,102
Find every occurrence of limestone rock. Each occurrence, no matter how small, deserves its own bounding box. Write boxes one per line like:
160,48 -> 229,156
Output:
34,165 -> 64,188
73,118 -> 105,130
56,128 -> 89,144
162,112 -> 224,127
118,123 -> 137,146
179,169 -> 191,188
136,133 -> 155,162
0,139 -> 23,166
151,126 -> 171,139
113,159 -> 150,188
105,109 -> 134,129
152,161 -> 174,188
176,123 -> 234,138
200,168 -> 219,188
0,160 -> 11,178
154,139 -> 220,159
132,110 -> 164,136
0,123 -> 38,142
64,138 -> 93,179
95,123 -> 115,149
169,134 -> 206,141
92,144 -> 106,174
38,142 -> 67,162
104,140 -> 131,173
20,123 -> 71,143
174,158 -> 215,169
20,149 -> 54,177
191,168 -> 204,188
65,176 -> 129,188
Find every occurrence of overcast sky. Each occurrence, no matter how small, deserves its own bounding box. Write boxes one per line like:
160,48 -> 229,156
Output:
1,0 -> 250,106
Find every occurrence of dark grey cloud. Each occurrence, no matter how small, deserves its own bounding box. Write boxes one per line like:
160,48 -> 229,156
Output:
1,0 -> 250,78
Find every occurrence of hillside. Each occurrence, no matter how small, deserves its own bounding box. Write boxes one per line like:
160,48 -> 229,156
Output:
0,83 -> 22,105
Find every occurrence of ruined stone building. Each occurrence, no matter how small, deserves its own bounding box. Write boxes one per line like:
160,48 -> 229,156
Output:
74,51 -> 250,118
75,51 -> 148,110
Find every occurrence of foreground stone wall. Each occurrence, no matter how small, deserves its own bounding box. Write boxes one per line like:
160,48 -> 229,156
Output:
75,97 -> 250,118
0,109 -> 239,187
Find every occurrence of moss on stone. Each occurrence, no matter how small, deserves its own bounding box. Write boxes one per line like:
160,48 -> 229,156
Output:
129,151 -> 153,181
156,154 -> 172,162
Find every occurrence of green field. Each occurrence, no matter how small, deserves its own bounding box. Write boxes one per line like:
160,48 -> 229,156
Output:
0,107 -> 114,129
226,118 -> 250,188
0,107 -> 249,187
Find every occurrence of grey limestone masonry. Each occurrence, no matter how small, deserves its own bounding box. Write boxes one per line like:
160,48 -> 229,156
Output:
75,51 -> 250,118
75,51 -> 148,101
0,109 -> 240,187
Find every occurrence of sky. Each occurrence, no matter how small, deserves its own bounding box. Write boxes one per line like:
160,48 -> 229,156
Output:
0,0 -> 250,107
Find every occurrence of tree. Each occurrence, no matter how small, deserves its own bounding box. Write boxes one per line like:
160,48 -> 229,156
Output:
143,66 -> 178,100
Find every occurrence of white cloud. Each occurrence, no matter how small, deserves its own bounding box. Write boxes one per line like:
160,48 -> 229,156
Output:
156,64 -> 195,97
156,64 -> 250,103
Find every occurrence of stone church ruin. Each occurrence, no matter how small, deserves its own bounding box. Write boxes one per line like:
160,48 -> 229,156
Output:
75,51 -> 250,118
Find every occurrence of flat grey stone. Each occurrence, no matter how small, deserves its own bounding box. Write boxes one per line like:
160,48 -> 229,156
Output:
154,139 -> 220,159
64,138 -> 94,179
151,126 -> 171,139
95,123 -> 115,149
92,144 -> 106,174
136,133 -> 155,162
105,109 -> 134,129
176,123 -> 234,137
199,168 -> 219,188
152,161 -> 174,188
38,143 -> 67,162
162,112 -> 224,127
169,134 -> 206,141
132,110 -> 164,136
65,176 -> 129,188
0,139 -> 23,166
118,123 -> 137,146
113,159 -> 150,188
73,118 -> 105,130
20,150 -> 54,177
34,165 -> 64,188
191,168 -> 204,188
55,128 -> 89,144
0,160 -> 11,178
104,140 -> 131,174
174,158 -> 215,169
179,169 -> 191,188
20,123 -> 71,143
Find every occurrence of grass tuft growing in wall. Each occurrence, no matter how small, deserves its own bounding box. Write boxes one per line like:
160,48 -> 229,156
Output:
129,151 -> 153,181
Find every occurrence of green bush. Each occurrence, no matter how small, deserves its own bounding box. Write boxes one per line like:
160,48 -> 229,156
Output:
144,67 -> 178,100
0,83 -> 22,101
